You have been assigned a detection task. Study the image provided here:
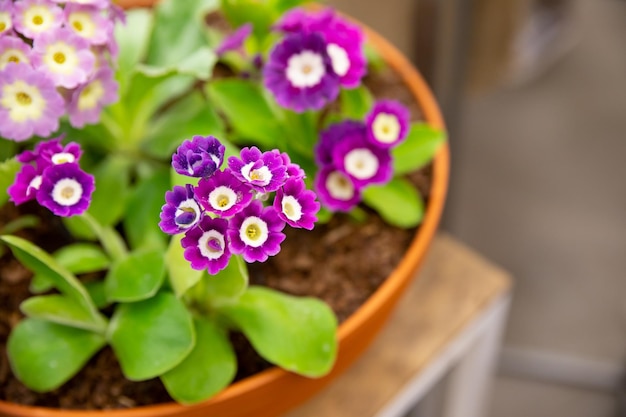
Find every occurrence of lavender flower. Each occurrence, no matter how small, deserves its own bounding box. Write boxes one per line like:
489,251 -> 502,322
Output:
0,36 -> 32,69
0,6 -> 13,36
274,150 -> 305,180
274,178 -> 320,230
12,0 -> 63,39
216,23 -> 252,56
315,120 -> 366,167
64,4 -> 112,45
68,66 -> 118,128
16,136 -> 76,166
7,164 -> 42,205
32,28 -> 95,89
227,200 -> 286,263
159,184 -> 203,235
263,32 -> 339,112
331,133 -> 392,189
314,166 -> 361,212
172,135 -> 225,178
36,163 -> 94,217
181,217 -> 231,274
228,147 -> 287,193
365,100 -> 410,148
0,63 -> 64,142
195,169 -> 253,218
51,0 -> 111,9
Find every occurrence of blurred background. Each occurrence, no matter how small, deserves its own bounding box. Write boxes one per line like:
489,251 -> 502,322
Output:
329,0 -> 626,415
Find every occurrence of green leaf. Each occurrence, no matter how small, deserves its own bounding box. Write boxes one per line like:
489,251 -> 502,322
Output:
115,8 -> 154,96
161,317 -> 236,404
20,294 -> 107,333
220,286 -> 337,377
62,215 -> 97,241
7,318 -> 105,392
79,213 -> 128,262
202,255 -> 248,305
166,235 -> 203,298
85,280 -> 109,309
221,0 -> 276,42
339,86 -> 374,120
0,157 -> 20,206
0,215 -> 39,235
270,0 -> 315,13
362,178 -> 425,228
206,79 -> 285,148
105,248 -> 166,303
87,157 -> 131,227
108,292 -> 195,381
392,123 -> 446,175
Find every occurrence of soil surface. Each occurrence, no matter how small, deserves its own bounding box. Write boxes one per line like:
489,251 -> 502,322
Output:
0,64 -> 433,409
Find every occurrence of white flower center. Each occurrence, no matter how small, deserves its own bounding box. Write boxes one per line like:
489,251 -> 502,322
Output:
286,50 -> 325,88
198,229 -> 225,260
372,113 -> 401,144
240,216 -> 268,248
174,199 -> 201,229
0,12 -> 11,34
51,152 -> 76,165
344,148 -> 379,180
1,80 -> 46,123
52,178 -> 82,206
326,171 -> 354,201
241,163 -> 272,186
281,195 -> 303,221
22,6 -> 56,34
43,42 -> 79,75
327,43 -> 350,77
0,49 -> 29,70
77,79 -> 104,111
68,12 -> 96,39
28,175 -> 42,194
208,186 -> 237,212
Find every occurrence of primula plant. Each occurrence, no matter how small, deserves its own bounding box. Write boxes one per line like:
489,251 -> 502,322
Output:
0,0 -> 445,406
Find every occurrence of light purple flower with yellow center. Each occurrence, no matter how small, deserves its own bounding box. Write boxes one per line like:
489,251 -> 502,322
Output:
228,146 -> 287,193
195,169 -> 253,218
181,217 -> 231,274
8,164 -> 42,205
12,0 -> 63,39
159,184 -> 203,235
314,166 -> 360,212
0,4 -> 14,37
36,162 -> 94,217
68,66 -> 118,127
65,4 -> 112,45
227,200 -> 286,263
172,135 -> 225,179
332,133 -> 392,189
365,100 -> 410,148
263,31 -> 339,112
216,23 -> 252,56
0,36 -> 32,69
32,28 -> 95,89
51,0 -> 110,9
274,178 -> 320,230
0,63 -> 64,142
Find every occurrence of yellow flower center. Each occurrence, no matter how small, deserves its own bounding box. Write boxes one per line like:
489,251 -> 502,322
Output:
32,15 -> 43,25
0,22 -> 6,32
217,195 -> 229,208
8,55 -> 19,63
72,20 -> 83,32
53,52 -> 66,64
16,92 -> 32,106
61,186 -> 75,200
245,223 -> 261,240
283,202 -> 295,218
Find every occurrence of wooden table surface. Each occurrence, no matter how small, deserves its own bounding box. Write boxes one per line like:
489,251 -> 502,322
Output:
285,233 -> 513,417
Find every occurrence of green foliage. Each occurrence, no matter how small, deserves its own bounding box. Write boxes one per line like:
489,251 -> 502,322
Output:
105,248 -> 166,302
340,86 -> 374,120
362,178 -> 425,228
0,157 -> 20,206
87,157 -> 132,227
166,234 -> 204,298
191,255 -> 249,308
392,122 -> 446,175
20,294 -> 107,333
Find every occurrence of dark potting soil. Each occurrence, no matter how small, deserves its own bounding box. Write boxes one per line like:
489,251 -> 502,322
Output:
0,66 -> 434,409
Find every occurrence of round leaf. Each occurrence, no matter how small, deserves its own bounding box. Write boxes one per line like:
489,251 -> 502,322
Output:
362,178 -> 425,228
166,234 -> 203,298
105,248 -> 166,302
20,294 -> 107,333
392,122 -> 446,175
203,255 -> 248,305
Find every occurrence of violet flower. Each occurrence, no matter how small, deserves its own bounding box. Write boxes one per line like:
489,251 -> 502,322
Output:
12,0 -> 63,39
274,150 -> 305,180
0,6 -> 13,36
314,166 -> 361,212
195,169 -> 253,218
0,63 -> 64,142
68,66 -> 118,128
315,120 -> 366,167
16,136 -> 77,166
36,163 -> 94,217
181,217 -> 231,274
172,135 -> 225,178
64,4 -> 112,45
365,100 -> 410,148
7,164 -> 42,205
331,133 -> 393,189
159,184 -> 203,235
263,32 -> 339,112
274,178 -> 320,230
0,36 -> 32,69
228,146 -> 287,193
216,23 -> 252,56
227,200 -> 286,263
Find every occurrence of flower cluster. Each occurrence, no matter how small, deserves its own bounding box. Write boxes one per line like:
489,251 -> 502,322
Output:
314,100 -> 410,211
160,135 -> 320,274
0,0 -> 121,141
7,136 -> 94,216
263,8 -> 367,112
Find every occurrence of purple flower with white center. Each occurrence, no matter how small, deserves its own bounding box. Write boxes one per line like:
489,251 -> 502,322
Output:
32,28 -> 95,89
68,66 -> 118,128
331,132 -> 393,188
36,163 -> 94,217
0,36 -> 32,69
181,217 -> 231,274
274,178 -> 320,230
273,150 -> 305,180
263,32 -> 339,112
65,4 -> 112,45
0,63 -> 64,142
12,0 -> 63,39
159,184 -> 203,235
365,100 -> 410,148
228,146 -> 287,193
195,169 -> 253,218
315,120 -> 366,167
8,164 -> 42,205
216,23 -> 252,56
172,135 -> 225,178
227,200 -> 286,263
314,166 -> 360,212
0,5 -> 13,37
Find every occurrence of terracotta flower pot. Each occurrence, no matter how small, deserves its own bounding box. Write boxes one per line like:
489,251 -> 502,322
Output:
0,6 -> 449,417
